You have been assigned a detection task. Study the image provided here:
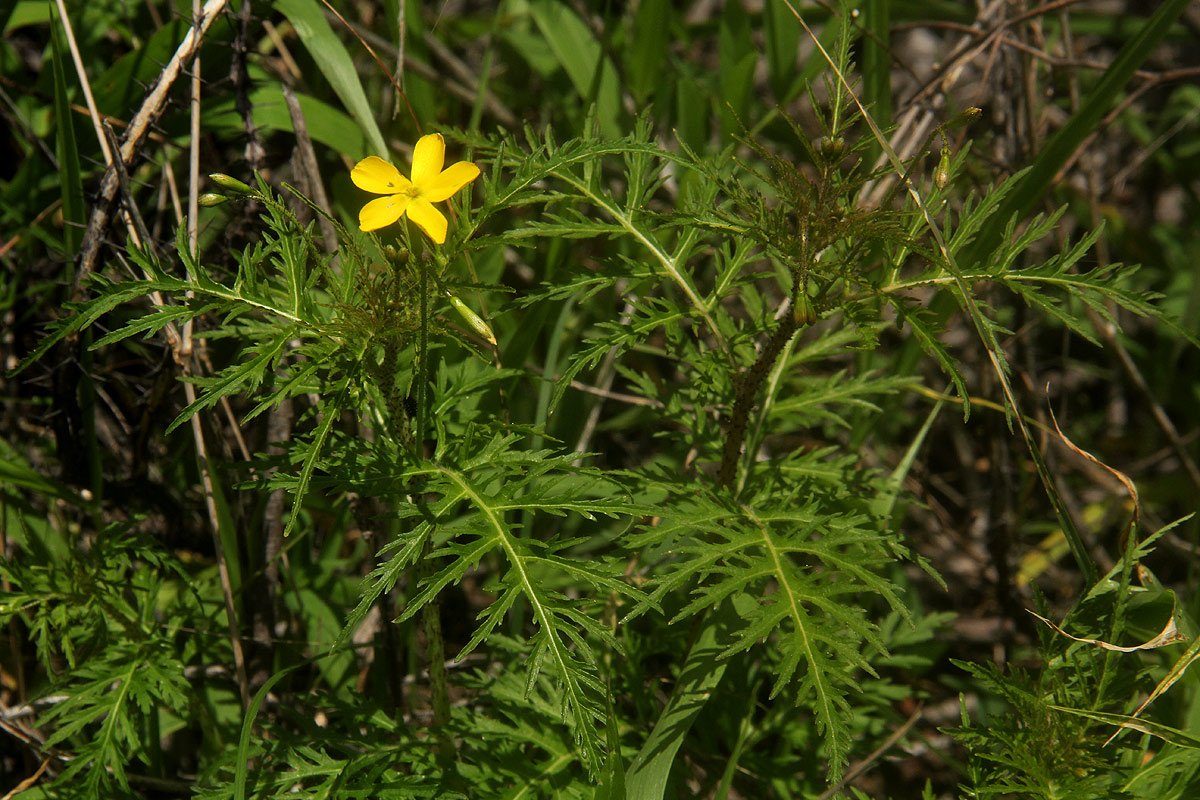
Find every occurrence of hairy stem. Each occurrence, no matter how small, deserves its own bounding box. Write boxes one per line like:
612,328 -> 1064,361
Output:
380,334 -> 413,452
419,536 -> 453,760
412,252 -> 451,756
717,287 -> 804,490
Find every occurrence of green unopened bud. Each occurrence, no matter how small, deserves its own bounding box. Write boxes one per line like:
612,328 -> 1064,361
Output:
384,245 -> 410,265
792,293 -> 817,327
945,107 -> 982,130
209,173 -> 255,195
198,192 -> 230,207
446,292 -> 496,346
934,149 -> 951,189
819,135 -> 845,161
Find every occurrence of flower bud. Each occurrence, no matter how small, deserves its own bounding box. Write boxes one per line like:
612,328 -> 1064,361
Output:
819,135 -> 846,161
945,107 -> 982,130
384,245 -> 410,265
198,192 -> 230,207
934,149 -> 951,189
208,173 -> 255,195
792,293 -> 817,327
446,292 -> 496,346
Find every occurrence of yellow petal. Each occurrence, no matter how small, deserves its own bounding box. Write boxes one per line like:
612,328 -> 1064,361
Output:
359,194 -> 410,231
406,197 -> 448,244
410,133 -> 446,187
422,161 -> 481,203
352,156 -> 407,195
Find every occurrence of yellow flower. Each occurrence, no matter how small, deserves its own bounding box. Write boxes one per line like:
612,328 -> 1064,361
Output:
351,134 -> 480,244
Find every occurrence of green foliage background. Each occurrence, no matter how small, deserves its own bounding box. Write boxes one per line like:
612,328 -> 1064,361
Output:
3,1 -> 1200,798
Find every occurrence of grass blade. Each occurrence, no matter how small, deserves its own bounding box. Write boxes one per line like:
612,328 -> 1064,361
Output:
626,594 -> 756,800
273,0 -> 388,157
860,0 -> 892,130
763,0 -> 802,102
49,17 -> 85,256
528,0 -> 622,138
233,663 -> 303,800
626,0 -> 671,105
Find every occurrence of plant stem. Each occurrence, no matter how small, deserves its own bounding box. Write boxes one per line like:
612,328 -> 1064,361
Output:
419,536 -> 453,760
380,334 -> 413,451
413,252 -> 452,758
416,253 -> 430,449
717,287 -> 804,490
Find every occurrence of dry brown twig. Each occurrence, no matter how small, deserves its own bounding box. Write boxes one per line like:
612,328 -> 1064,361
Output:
815,705 -> 924,800
52,0 -> 251,712
183,0 -> 251,712
282,84 -> 339,251
74,0 -> 229,291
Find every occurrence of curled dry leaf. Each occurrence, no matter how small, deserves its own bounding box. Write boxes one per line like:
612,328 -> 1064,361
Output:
1028,609 -> 1186,653
1030,607 -> 1197,748
1047,397 -> 1140,543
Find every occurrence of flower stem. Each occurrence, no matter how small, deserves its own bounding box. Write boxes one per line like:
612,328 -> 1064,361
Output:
413,252 -> 452,758
416,254 -> 430,450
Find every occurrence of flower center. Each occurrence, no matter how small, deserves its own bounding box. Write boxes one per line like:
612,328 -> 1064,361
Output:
403,185 -> 422,199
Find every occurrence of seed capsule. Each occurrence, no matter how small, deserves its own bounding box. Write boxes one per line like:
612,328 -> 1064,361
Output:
198,192 -> 230,207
